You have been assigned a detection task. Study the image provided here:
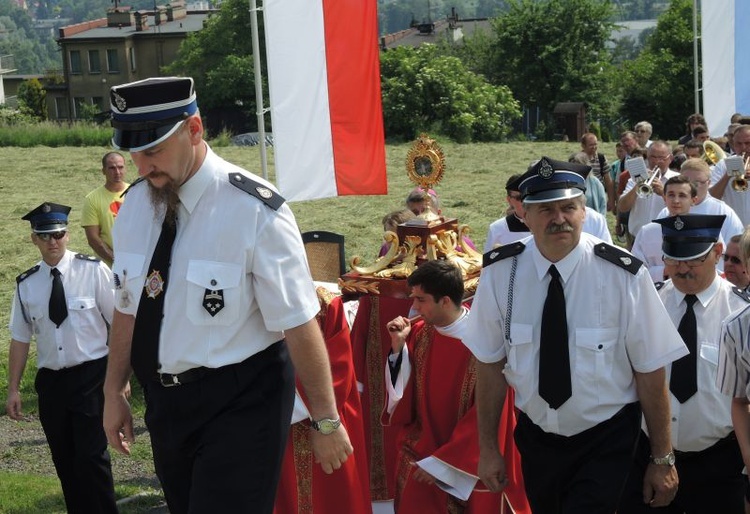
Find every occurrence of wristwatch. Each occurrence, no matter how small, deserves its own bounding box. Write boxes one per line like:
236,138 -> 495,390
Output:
311,417 -> 341,435
650,451 -> 676,466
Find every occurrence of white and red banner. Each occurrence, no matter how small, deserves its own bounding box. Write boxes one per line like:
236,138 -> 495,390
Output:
264,0 -> 387,202
701,0 -> 750,135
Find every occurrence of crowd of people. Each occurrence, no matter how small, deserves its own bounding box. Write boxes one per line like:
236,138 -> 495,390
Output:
8,74 -> 750,514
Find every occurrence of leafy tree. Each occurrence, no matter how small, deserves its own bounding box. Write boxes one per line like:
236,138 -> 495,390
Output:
619,0 -> 695,139
380,45 -> 520,142
17,79 -> 47,120
476,0 -> 616,117
164,0 -> 262,135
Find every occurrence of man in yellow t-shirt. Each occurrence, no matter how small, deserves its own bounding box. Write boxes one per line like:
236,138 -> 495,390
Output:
81,152 -> 129,266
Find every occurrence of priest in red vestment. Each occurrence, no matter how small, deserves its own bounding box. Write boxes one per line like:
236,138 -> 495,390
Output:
383,260 -> 529,514
274,287 -> 371,514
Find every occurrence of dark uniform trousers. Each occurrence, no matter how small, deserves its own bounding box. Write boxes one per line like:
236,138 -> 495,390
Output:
143,340 -> 296,514
619,430 -> 745,514
34,356 -> 117,514
514,402 -> 641,514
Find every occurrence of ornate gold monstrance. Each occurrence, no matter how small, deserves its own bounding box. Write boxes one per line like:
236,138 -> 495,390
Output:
339,135 -> 481,298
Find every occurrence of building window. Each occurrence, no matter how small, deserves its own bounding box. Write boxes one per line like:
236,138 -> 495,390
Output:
129,47 -> 136,72
107,49 -> 120,72
92,97 -> 104,112
69,50 -> 81,74
73,97 -> 86,118
88,50 -> 100,73
55,97 -> 70,119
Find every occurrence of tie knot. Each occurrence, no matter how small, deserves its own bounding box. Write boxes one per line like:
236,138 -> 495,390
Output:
684,294 -> 698,307
548,265 -> 561,280
51,268 -> 61,277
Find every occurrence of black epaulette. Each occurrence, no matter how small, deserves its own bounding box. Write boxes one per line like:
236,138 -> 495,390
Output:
593,242 -> 643,275
229,173 -> 285,211
16,265 -> 40,284
732,286 -> 750,303
121,176 -> 146,197
654,281 -> 665,291
483,241 -> 525,268
75,253 -> 100,263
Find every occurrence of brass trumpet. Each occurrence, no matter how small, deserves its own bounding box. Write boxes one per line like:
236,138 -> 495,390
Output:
703,140 -> 727,166
636,168 -> 662,198
725,155 -> 750,193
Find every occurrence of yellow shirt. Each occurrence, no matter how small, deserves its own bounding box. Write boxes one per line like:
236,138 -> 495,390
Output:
81,183 -> 129,252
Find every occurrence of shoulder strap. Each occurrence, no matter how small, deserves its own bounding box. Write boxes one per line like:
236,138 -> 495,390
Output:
593,242 -> 643,275
483,241 -> 525,268
75,253 -> 101,263
229,173 -> 285,210
732,286 -> 750,303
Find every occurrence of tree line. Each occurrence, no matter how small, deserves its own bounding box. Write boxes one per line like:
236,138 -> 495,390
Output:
9,0 -> 696,143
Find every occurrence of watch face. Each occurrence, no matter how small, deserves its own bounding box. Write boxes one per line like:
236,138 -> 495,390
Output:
314,418 -> 341,435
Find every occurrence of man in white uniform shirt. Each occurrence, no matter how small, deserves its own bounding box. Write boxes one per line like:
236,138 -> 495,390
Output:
102,77 -> 351,514
464,156 -> 687,513
656,158 -> 744,254
620,215 -> 747,514
710,125 -> 750,225
632,176 -> 698,282
6,202 -> 118,513
618,140 -> 680,241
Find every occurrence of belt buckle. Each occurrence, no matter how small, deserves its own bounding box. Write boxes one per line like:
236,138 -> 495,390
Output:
159,373 -> 181,387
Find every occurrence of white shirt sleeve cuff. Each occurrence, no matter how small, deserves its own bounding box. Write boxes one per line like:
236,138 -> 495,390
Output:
416,456 -> 478,501
290,388 -> 310,424
385,346 -> 411,414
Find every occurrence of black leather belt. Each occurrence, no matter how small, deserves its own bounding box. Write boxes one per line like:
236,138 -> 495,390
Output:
159,367 -> 210,387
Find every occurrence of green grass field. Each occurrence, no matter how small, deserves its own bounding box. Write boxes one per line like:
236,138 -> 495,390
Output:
0,139 -> 616,511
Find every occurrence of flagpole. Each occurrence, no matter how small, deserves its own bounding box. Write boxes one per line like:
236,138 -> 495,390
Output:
250,0 -> 269,180
693,0 -> 700,113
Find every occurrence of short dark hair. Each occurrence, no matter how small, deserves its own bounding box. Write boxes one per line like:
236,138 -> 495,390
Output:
101,151 -> 124,168
407,260 -> 464,307
691,125 -> 708,137
683,140 -> 704,155
665,174 -> 697,197
687,113 -> 707,127
505,173 -> 522,194
382,209 -> 415,228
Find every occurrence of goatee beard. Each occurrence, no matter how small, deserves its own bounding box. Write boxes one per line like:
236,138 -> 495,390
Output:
148,180 -> 180,226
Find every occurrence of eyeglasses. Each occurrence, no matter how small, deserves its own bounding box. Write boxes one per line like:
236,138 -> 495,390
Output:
723,254 -> 743,265
662,253 -> 711,268
35,231 -> 66,242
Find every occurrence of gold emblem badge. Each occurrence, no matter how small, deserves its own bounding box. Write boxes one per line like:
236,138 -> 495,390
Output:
144,270 -> 165,299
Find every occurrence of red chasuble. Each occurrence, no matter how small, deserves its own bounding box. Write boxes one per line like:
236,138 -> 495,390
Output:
274,289 -> 371,514
382,321 -> 530,514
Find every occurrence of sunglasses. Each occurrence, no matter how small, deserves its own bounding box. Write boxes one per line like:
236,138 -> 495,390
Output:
723,254 -> 743,265
36,231 -> 66,242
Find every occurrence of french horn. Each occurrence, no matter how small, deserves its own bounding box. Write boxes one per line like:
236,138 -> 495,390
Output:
703,140 -> 726,166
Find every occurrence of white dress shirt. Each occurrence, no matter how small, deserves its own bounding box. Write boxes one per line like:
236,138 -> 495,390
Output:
112,145 -> 320,374
464,233 -> 688,436
710,159 -> 750,226
656,276 -> 747,452
718,303 -> 750,399
10,250 -> 114,370
621,169 -> 680,237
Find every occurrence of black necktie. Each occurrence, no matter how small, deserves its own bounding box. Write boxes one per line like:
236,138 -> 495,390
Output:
539,265 -> 572,409
131,211 -> 177,383
49,268 -> 68,328
670,294 -> 698,403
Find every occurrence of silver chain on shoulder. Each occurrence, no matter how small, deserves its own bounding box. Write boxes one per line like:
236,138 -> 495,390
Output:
504,255 -> 518,343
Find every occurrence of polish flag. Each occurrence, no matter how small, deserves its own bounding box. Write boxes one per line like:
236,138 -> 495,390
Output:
264,0 -> 388,202
702,0 -> 750,135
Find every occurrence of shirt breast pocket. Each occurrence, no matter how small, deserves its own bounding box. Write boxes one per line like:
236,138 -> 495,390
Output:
575,328 -> 618,387
506,323 -> 535,376
112,252 -> 146,315
698,342 -> 719,393
186,260 -> 242,326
